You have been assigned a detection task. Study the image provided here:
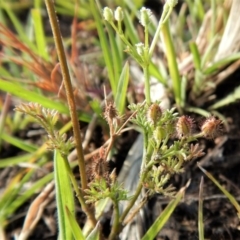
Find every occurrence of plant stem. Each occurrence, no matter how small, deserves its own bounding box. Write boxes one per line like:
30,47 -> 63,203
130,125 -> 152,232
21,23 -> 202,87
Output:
119,169 -> 148,224
143,66 -> 151,104
108,200 -> 120,240
44,0 -> 88,190
149,3 -> 172,57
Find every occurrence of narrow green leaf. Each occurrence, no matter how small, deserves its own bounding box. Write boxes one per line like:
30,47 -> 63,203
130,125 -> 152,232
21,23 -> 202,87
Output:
1,132 -> 38,153
161,21 -> 181,107
0,79 -> 69,114
54,150 -> 75,240
149,61 -> 167,85
198,177 -> 205,240
3,6 -> 38,54
0,154 -> 33,168
4,172 -> 53,221
141,182 -> 189,240
65,206 -> 85,240
203,53 -> 240,75
189,41 -> 201,70
115,61 -> 129,115
198,164 -> 240,217
185,107 -> 210,117
86,222 -> 100,240
106,22 -> 122,85
123,10 -> 139,45
31,8 -> 49,61
209,85 -> 240,110
89,0 -> 116,96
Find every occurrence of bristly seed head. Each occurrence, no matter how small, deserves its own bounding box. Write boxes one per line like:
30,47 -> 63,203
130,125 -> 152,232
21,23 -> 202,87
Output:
176,116 -> 194,138
201,116 -> 223,139
147,103 -> 162,126
89,147 -> 109,181
104,102 -> 118,123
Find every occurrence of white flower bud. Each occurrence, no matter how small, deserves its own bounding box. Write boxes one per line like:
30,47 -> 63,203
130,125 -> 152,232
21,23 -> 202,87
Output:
114,7 -> 124,21
103,7 -> 114,22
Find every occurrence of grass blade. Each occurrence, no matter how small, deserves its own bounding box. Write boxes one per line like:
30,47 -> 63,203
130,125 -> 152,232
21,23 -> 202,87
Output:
3,5 -> 38,54
203,53 -> 240,75
89,0 -> 116,96
65,206 -> 85,240
0,79 -> 69,114
86,222 -> 100,240
115,61 -> 129,115
0,154 -> 33,168
31,8 -> 49,61
1,132 -> 38,153
161,21 -> 181,107
198,177 -> 204,240
54,150 -> 75,240
198,163 -> 240,217
209,85 -> 240,110
141,181 -> 189,240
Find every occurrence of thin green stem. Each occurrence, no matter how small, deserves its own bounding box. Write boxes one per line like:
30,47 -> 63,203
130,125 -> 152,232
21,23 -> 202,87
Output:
144,25 -> 149,50
119,180 -> 143,224
143,66 -> 151,104
108,200 -> 120,240
119,168 -> 149,224
149,4 -> 173,57
44,0 -> 88,190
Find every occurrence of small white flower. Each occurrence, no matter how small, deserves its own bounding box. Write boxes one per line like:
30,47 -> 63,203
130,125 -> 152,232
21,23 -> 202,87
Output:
139,7 -> 152,27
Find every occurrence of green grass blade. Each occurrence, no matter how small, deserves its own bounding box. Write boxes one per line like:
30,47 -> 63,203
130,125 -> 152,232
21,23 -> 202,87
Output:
209,85 -> 240,110
149,61 -> 167,85
86,222 -> 100,240
106,22 -> 122,85
0,157 -> 48,224
89,0 -> 116,96
65,206 -> 85,240
123,10 -> 139,45
1,132 -> 38,153
115,61 -> 129,115
185,107 -> 210,117
0,154 -> 33,168
198,177 -> 204,240
3,172 -> 53,221
31,8 -> 49,61
141,182 -> 189,240
54,150 -> 74,240
203,53 -> 240,75
0,79 -> 69,114
161,21 -> 181,107
55,1 -> 90,19
198,164 -> 240,217
3,5 -> 38,54
189,41 -> 201,70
